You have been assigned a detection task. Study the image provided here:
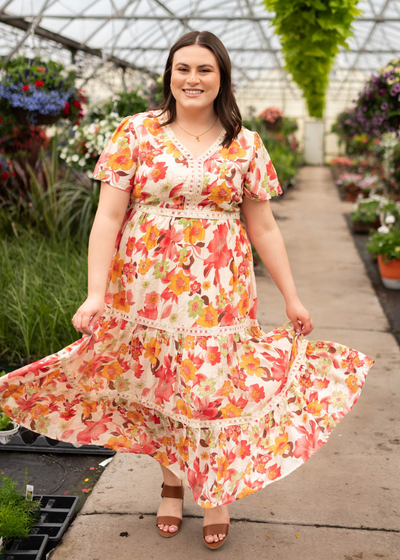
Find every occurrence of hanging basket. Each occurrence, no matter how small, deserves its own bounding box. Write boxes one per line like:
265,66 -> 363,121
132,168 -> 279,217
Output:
264,117 -> 283,131
12,107 -> 59,126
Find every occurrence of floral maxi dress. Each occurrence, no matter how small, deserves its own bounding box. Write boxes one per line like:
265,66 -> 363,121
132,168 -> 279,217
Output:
0,111 -> 375,508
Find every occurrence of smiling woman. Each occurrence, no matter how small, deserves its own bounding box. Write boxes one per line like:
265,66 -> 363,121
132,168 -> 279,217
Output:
0,30 -> 375,553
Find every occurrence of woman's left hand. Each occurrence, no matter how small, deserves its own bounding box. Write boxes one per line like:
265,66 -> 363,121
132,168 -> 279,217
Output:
286,298 -> 314,336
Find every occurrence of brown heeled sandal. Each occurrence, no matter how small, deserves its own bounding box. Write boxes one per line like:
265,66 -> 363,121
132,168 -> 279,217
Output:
156,482 -> 184,538
203,523 -> 230,550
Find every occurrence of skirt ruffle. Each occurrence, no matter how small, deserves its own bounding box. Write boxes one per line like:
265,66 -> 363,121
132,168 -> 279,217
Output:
0,308 -> 374,507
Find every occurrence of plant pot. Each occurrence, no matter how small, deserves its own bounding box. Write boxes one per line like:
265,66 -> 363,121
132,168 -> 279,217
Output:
345,190 -> 361,202
0,421 -> 19,444
12,107 -> 59,126
264,117 -> 282,131
352,218 -> 380,233
377,255 -> 400,290
3,534 -> 49,559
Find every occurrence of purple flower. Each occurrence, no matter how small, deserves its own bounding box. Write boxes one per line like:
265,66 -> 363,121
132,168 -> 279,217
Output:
381,102 -> 389,110
390,83 -> 400,96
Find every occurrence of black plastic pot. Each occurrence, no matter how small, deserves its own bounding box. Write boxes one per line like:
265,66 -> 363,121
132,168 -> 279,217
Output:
3,534 -> 49,560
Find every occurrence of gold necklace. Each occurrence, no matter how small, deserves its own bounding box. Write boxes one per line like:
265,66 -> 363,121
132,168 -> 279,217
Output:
175,117 -> 218,142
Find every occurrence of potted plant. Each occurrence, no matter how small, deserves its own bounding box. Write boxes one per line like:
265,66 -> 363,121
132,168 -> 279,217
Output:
366,220 -> 400,290
350,198 -> 381,233
336,173 -> 363,201
0,56 -> 86,126
0,371 -> 19,445
0,475 -> 46,559
330,156 -> 355,181
59,112 -> 122,178
259,106 -> 284,131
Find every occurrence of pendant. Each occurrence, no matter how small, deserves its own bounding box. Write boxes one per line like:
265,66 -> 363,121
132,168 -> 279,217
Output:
196,136 -> 200,142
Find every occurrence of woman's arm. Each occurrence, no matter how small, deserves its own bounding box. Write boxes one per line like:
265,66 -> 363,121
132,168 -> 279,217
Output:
241,196 -> 314,336
72,183 -> 131,335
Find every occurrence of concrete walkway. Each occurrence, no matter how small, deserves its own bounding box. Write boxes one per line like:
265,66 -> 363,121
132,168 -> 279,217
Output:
52,167 -> 400,560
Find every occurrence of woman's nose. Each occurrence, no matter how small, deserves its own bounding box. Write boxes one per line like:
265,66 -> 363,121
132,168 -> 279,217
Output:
187,72 -> 200,84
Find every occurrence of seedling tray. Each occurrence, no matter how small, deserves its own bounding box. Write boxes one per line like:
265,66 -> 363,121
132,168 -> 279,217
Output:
32,495 -> 79,543
3,534 -> 49,560
0,428 -> 114,455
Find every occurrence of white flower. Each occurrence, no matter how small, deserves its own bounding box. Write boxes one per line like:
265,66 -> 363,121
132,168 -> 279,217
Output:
71,154 -> 79,162
378,225 -> 390,234
79,159 -> 86,166
385,215 -> 396,224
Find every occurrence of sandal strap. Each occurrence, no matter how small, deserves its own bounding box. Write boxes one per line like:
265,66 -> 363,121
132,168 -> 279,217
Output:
203,523 -> 230,537
161,483 -> 184,499
156,516 -> 182,528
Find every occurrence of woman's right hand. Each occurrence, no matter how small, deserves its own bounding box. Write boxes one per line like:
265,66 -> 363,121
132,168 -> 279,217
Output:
72,295 -> 105,336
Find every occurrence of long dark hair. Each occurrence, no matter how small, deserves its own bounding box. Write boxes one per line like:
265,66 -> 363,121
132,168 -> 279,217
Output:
156,31 -> 242,148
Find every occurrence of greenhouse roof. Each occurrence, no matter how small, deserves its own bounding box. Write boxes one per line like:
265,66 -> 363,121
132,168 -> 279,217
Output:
1,0 -> 400,103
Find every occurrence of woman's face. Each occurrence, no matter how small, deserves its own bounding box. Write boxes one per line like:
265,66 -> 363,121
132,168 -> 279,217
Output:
170,45 -> 221,112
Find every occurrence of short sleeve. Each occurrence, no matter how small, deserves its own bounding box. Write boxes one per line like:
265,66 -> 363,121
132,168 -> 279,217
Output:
243,132 -> 283,201
92,115 -> 139,193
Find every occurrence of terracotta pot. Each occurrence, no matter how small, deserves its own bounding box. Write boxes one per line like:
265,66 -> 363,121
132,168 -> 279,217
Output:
12,107 -> 59,126
352,218 -> 380,233
345,189 -> 361,202
377,254 -> 400,290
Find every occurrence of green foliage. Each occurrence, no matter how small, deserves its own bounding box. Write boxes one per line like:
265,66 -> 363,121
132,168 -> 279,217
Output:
366,227 -> 400,261
1,55 -> 75,91
89,89 -> 148,121
1,137 -> 99,242
0,411 -> 13,431
0,231 -> 87,364
263,0 -> 361,117
0,476 -> 41,542
350,199 -> 380,223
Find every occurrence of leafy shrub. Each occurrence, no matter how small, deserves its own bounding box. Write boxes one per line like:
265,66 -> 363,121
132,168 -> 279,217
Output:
0,476 -> 41,542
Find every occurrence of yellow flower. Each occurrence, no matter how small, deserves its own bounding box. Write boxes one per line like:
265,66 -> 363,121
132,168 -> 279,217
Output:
102,361 -> 123,382
143,225 -> 159,250
176,399 -> 193,419
209,182 -> 232,205
111,116 -> 131,142
164,140 -> 183,159
239,354 -> 264,377
269,433 -> 289,456
220,141 -> 246,161
220,402 -> 243,418
154,451 -> 169,466
202,281 -> 211,290
138,258 -> 152,275
169,270 -> 190,295
107,148 -> 134,171
107,436 -> 132,450
346,375 -> 359,394
184,220 -> 205,243
180,359 -> 196,382
306,399 -> 324,417
143,337 -> 161,364
196,303 -> 218,328
216,456 -> 229,481
111,253 -> 124,283
176,436 -> 189,461
237,486 -> 256,500
184,335 -> 195,350
143,117 -> 161,136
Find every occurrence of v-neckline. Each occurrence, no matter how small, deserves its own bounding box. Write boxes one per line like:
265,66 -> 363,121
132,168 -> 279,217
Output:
158,113 -> 225,161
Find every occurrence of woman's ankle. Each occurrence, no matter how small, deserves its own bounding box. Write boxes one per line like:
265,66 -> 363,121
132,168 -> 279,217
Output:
161,465 -> 181,486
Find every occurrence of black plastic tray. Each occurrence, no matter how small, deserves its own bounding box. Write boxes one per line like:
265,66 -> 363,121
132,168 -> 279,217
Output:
4,534 -> 49,560
0,428 -> 114,456
32,495 -> 79,542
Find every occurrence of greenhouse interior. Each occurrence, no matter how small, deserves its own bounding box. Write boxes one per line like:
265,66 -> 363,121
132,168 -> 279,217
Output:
0,1 -> 400,558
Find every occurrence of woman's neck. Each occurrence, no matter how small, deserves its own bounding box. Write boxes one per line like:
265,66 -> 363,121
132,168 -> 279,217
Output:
174,104 -> 217,129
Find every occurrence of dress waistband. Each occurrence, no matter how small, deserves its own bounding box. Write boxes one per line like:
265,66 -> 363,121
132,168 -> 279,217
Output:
130,203 -> 241,220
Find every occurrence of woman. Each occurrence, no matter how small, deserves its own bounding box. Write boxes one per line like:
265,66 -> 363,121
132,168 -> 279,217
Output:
0,31 -> 374,550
